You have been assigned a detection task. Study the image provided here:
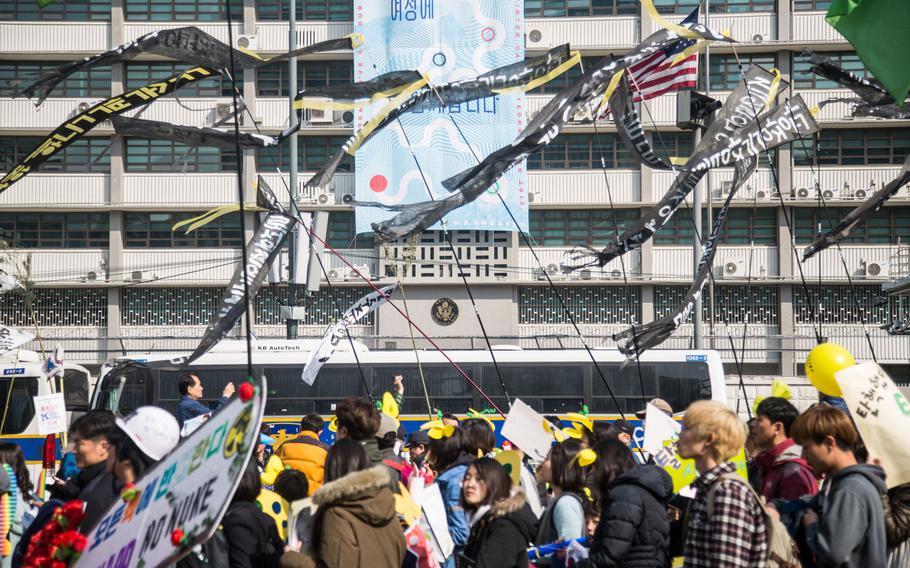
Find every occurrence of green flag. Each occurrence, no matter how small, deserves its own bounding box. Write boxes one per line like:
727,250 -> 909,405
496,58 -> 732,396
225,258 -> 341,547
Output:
35,0 -> 56,6
826,0 -> 910,102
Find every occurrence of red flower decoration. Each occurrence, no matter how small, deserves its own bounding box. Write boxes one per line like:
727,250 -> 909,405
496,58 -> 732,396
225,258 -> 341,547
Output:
170,528 -> 185,546
238,382 -> 255,402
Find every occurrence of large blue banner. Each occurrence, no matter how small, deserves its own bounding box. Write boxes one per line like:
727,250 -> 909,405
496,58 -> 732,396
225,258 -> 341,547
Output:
353,0 -> 528,234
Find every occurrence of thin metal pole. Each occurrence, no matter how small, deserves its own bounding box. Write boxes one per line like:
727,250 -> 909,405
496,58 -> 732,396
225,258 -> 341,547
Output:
286,0 -> 299,339
704,0 -> 714,342
693,0 -> 709,350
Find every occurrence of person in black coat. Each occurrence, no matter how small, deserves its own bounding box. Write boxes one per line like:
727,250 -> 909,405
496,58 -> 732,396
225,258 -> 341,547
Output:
223,460 -> 285,568
576,438 -> 672,568
457,458 -> 538,568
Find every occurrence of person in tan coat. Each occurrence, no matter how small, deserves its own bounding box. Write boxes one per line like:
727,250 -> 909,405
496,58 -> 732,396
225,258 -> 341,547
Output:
281,438 -> 406,568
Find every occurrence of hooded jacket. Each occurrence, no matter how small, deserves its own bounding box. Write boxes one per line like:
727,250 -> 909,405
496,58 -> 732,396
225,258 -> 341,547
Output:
276,431 -> 328,495
752,439 -> 818,502
578,465 -> 672,568
457,490 -> 538,568
222,500 -> 285,568
285,465 -> 406,568
806,463 -> 887,568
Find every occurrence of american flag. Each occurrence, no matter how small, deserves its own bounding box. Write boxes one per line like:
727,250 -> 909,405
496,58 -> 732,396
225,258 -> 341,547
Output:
598,7 -> 701,116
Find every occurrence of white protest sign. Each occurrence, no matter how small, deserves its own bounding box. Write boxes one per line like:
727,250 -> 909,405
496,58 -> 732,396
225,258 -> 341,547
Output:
413,483 -> 454,563
836,362 -> 910,488
75,377 -> 266,568
33,393 -> 67,435
500,398 -> 553,462
642,403 -> 679,455
287,497 -> 318,552
0,324 -> 34,355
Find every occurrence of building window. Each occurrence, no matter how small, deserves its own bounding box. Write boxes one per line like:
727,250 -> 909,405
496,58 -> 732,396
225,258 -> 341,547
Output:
256,286 -> 377,325
0,0 -> 111,20
124,0 -> 241,21
524,0 -> 638,17
124,138 -> 238,172
123,287 -> 222,325
327,211 -> 373,248
0,288 -> 107,326
0,137 -> 111,173
527,209 -> 640,247
708,53 -> 776,91
256,61 -> 354,97
124,212 -> 242,247
655,0 -> 774,13
256,137 -> 353,172
655,207 -> 778,245
794,0 -> 832,11
0,212 -> 108,248
524,57 -> 603,94
126,63 -> 231,97
793,52 -> 870,90
526,133 -> 638,169
519,285 -> 641,324
650,131 -> 694,159
0,62 -> 111,98
256,0 -> 352,20
655,285 -> 779,325
794,285 -> 891,324
793,128 -> 910,167
793,206 -> 910,244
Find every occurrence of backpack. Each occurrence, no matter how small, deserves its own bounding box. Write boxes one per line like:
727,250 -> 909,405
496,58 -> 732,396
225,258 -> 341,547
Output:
174,526 -> 229,568
707,473 -> 800,568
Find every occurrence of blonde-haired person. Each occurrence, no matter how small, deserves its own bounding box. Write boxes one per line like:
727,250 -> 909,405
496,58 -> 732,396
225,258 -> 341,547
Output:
676,400 -> 768,568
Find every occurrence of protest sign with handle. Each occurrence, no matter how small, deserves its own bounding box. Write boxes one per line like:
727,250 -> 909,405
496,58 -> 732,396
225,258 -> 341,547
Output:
75,376 -> 266,568
33,393 -> 67,435
836,362 -> 910,488
499,398 -> 554,462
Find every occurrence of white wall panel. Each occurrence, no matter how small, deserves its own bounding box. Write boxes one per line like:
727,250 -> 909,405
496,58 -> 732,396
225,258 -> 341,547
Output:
122,173 -> 237,207
0,98 -> 114,131
0,250 -> 108,284
644,13 -> 774,41
257,22 -> 354,52
0,174 -> 108,207
0,23 -> 108,53
791,166 -> 903,197
652,246 -> 776,280
794,325 -> 910,362
792,12 -> 848,44
528,170 -> 640,204
526,17 -> 638,51
122,23 -> 243,44
518,247 -> 641,280
136,98 -> 228,129
796,244 -> 899,281
121,249 -> 240,284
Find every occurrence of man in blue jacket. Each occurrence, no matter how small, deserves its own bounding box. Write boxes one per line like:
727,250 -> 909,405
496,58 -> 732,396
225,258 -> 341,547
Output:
177,373 -> 234,428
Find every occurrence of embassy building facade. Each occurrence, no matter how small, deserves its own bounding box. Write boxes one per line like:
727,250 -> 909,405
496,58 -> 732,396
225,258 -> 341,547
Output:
1,0 -> 909,395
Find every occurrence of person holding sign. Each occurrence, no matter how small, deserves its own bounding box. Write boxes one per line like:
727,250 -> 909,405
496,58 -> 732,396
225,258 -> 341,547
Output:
770,404 -> 888,568
676,400 -> 768,568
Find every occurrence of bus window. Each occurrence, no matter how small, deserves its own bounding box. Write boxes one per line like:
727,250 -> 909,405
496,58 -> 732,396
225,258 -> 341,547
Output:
590,364 -> 657,414
94,363 -> 152,415
159,369 -> 239,415
0,377 -> 37,434
262,366 -> 372,416
655,362 -> 711,413
481,365 -> 585,414
56,369 -> 90,411
371,366 -> 472,415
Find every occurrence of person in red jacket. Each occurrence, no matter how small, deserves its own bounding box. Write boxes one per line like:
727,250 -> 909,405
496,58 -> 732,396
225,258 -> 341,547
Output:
751,397 -> 818,501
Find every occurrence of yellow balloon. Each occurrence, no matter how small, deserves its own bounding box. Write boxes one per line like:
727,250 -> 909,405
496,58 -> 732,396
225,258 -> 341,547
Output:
805,343 -> 855,397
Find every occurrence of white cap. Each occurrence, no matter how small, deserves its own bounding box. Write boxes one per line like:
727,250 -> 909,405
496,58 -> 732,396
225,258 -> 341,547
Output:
116,406 -> 180,462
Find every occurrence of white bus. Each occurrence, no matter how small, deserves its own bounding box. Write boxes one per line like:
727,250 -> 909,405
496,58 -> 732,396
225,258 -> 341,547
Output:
0,349 -> 93,479
91,340 -> 725,443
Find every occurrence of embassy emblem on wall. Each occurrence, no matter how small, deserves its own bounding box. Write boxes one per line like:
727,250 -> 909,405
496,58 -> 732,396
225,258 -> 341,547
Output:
431,298 -> 458,326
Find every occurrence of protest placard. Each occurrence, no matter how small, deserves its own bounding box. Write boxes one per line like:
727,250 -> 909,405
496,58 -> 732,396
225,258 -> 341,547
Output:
287,497 -> 317,552
836,362 -> 910,488
33,393 -> 67,435
413,482 -> 454,563
500,398 -> 554,462
75,376 -> 266,568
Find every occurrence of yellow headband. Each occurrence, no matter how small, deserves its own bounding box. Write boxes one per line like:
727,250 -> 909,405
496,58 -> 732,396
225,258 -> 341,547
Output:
420,420 -> 455,440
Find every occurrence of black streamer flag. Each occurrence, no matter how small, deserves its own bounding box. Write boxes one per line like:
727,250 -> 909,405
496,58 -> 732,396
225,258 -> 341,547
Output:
609,71 -> 674,170
0,66 -> 218,194
111,115 -> 279,149
612,155 -> 757,358
13,27 -> 360,106
801,51 -> 910,120
802,154 -> 910,261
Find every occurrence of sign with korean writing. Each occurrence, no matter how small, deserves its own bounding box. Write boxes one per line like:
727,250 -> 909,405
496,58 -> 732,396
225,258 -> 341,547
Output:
75,377 -> 266,568
34,393 -> 67,435
353,0 -> 528,233
836,362 -> 910,488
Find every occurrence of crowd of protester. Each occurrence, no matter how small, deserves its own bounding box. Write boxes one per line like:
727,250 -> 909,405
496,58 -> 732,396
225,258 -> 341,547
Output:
1,372 -> 908,568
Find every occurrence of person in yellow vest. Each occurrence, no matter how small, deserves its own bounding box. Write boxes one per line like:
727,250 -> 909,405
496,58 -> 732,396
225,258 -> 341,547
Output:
276,414 -> 329,496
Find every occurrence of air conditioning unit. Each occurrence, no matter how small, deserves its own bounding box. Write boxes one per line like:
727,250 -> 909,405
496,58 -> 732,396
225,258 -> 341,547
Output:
308,108 -> 333,124
345,265 -> 370,281
327,269 -> 341,280
526,28 -> 552,48
130,270 -> 143,281
796,187 -> 810,199
756,189 -> 770,200
866,261 -> 890,278
528,192 -> 540,203
215,102 -> 242,124
720,259 -> 746,279
316,192 -> 335,206
76,101 -> 91,113
572,105 -> 594,123
234,34 -> 257,51
751,33 -> 770,43
333,110 -> 355,127
610,269 -> 622,279
341,194 -> 354,205
579,269 -> 592,280
855,188 -> 869,199
546,263 -> 559,275
822,188 -> 839,200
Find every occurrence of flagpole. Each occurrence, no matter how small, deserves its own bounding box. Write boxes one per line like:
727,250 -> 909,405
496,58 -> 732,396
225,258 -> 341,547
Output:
692,0 -> 707,350
704,0 -> 715,342
287,0 -> 299,339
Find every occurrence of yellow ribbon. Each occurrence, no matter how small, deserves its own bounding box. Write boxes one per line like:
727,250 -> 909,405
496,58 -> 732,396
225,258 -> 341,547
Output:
346,75 -> 429,156
293,80 -> 419,111
669,39 -> 709,67
170,203 -> 266,234
752,379 -> 793,415
576,448 -> 598,468
494,50 -> 582,95
764,68 -> 783,112
595,68 -> 626,115
641,0 -> 701,39
420,420 -> 455,440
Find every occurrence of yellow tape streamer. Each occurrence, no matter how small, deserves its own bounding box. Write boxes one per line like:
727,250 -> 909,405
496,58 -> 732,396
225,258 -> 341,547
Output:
493,50 -> 582,95
349,33 -> 365,48
346,75 -> 429,155
669,156 -> 688,166
763,68 -> 783,111
171,203 -> 265,234
293,80 -> 419,111
595,69 -> 626,116
642,0 -> 700,39
566,412 -> 594,432
669,39 -> 708,67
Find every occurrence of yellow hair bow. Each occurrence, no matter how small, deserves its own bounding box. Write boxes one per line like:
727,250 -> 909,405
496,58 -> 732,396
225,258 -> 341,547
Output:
752,379 -> 793,416
467,408 -> 495,430
542,419 -> 568,443
576,448 -> 598,468
566,413 -> 594,432
420,420 -> 455,440
583,487 -> 594,502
